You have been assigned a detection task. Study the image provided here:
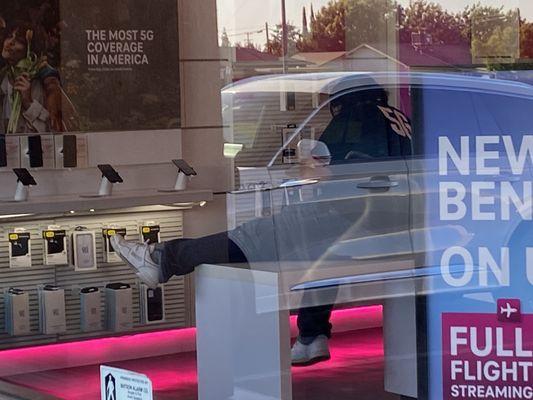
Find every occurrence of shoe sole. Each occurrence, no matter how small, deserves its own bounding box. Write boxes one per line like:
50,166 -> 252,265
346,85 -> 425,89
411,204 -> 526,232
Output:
291,355 -> 331,367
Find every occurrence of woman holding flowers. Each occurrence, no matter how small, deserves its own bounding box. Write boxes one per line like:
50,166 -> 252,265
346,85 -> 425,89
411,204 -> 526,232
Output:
0,21 -> 63,134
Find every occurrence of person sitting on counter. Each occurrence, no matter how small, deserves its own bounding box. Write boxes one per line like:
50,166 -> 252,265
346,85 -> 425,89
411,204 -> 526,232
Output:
111,139 -> 336,366
111,86 -> 412,366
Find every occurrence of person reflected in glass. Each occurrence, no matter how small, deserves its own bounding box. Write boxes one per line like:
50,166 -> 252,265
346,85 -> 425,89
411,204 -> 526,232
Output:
111,87 -> 412,366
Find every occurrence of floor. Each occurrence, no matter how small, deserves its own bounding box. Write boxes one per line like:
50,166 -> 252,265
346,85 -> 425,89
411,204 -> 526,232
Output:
2,327 -> 399,400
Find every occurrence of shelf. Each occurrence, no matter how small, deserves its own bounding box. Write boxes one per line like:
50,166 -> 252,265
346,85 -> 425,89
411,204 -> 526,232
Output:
0,189 -> 213,216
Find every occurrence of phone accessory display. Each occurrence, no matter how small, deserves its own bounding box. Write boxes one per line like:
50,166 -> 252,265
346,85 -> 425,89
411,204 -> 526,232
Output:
102,227 -> 127,263
4,288 -> 31,336
139,223 -> 160,244
80,287 -> 102,332
43,227 -> 68,266
105,283 -> 133,332
72,227 -> 97,271
8,230 -> 31,268
140,284 -> 165,324
39,285 -> 66,334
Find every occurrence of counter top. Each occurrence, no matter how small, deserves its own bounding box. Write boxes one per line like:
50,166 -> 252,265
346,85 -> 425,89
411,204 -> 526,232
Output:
0,189 -> 213,216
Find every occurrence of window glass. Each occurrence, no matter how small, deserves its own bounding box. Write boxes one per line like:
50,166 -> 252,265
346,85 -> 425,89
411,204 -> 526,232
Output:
413,88 -> 480,156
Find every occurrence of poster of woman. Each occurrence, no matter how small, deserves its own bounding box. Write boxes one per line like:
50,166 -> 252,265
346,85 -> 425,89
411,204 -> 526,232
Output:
1,0 -> 180,135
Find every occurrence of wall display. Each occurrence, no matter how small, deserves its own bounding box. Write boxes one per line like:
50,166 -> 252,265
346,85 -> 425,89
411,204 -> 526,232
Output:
139,223 -> 160,244
105,282 -> 133,332
71,228 -> 97,271
8,230 -> 31,268
140,284 -> 165,324
0,210 -> 187,351
38,285 -> 66,334
0,0 -> 180,135
4,288 -> 31,336
102,227 -> 127,263
80,287 -> 102,332
43,227 -> 68,266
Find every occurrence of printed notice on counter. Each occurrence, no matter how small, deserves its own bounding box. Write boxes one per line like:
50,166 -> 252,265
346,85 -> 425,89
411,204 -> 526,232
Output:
100,365 -> 153,400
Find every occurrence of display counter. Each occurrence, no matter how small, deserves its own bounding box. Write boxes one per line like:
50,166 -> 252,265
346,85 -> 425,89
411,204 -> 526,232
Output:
194,262 -> 420,400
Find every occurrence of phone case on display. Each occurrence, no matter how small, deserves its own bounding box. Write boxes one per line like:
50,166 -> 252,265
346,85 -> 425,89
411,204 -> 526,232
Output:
0,135 -> 7,167
43,230 -> 68,266
4,289 -> 31,336
62,135 -> 77,168
8,232 -> 32,268
28,135 -> 43,168
139,225 -> 160,244
39,286 -> 66,335
102,228 -> 127,263
72,230 -> 97,271
80,287 -> 102,332
105,283 -> 133,332
140,284 -> 165,324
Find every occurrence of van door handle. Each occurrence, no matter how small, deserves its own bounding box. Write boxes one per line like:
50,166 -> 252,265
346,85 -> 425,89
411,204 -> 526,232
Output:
357,176 -> 399,189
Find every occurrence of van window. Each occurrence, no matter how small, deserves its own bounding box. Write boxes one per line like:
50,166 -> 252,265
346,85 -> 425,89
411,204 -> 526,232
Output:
473,92 -> 533,136
412,88 -> 480,156
318,90 -> 412,162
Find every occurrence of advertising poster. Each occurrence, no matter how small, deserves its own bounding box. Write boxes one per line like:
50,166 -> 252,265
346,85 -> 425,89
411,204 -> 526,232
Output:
426,135 -> 533,399
0,0 -> 180,135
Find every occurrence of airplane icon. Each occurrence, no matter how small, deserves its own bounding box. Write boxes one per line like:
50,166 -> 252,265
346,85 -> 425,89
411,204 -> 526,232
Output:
497,299 -> 521,322
500,303 -> 518,319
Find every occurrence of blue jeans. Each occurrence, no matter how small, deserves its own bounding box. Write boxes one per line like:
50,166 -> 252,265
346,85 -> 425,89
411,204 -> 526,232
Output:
156,232 -> 335,341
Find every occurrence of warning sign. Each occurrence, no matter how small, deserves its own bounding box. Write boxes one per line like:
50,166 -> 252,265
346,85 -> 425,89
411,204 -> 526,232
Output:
442,302 -> 533,400
100,366 -> 153,400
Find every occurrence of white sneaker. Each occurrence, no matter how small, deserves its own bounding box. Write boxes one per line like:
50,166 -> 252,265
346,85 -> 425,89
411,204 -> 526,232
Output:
110,235 -> 160,289
291,335 -> 330,366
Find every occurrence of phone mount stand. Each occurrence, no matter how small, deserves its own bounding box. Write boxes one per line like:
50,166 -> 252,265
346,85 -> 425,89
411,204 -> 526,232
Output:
159,161 -> 196,192
160,171 -> 189,193
81,165 -> 123,198
2,169 -> 37,203
14,181 -> 30,202
98,176 -> 113,196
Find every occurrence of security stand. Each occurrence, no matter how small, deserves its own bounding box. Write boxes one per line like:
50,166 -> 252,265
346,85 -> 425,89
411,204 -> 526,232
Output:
14,181 -> 29,202
2,169 -> 37,203
159,171 -> 188,192
159,160 -> 196,192
81,165 -> 123,198
174,171 -> 188,191
98,176 -> 113,196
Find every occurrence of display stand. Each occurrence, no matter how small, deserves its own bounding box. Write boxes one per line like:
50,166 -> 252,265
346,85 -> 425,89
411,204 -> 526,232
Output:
195,262 -> 420,400
1,169 -> 37,203
159,160 -> 197,192
14,181 -> 30,202
81,164 -> 123,198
